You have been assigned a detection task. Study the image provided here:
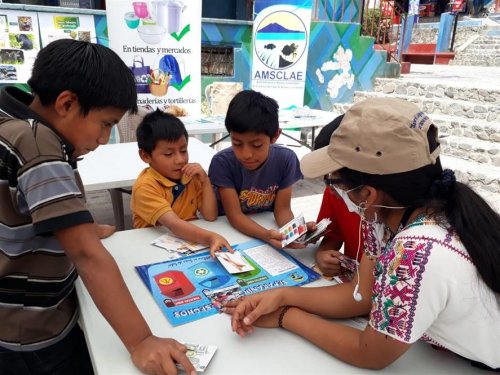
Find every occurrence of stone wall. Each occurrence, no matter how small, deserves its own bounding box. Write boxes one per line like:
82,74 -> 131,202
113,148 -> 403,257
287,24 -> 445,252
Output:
411,24 -> 486,47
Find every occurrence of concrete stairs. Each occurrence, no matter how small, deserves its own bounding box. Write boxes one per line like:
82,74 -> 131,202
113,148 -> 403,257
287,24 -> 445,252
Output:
332,76 -> 500,211
451,35 -> 500,66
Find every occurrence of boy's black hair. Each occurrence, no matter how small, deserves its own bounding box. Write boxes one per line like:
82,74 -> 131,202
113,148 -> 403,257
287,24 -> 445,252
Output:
136,109 -> 188,154
314,114 -> 345,150
225,90 -> 279,138
28,39 -> 137,116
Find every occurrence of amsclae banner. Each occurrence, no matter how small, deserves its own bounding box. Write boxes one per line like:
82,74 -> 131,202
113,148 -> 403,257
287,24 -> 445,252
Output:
251,0 -> 312,109
0,10 -> 41,84
107,0 -> 201,115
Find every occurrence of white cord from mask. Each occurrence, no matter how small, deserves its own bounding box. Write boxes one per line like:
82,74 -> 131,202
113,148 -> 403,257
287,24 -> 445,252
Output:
353,205 -> 364,302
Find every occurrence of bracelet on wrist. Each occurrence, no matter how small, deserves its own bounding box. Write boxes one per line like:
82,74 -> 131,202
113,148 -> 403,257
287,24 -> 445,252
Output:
278,305 -> 292,329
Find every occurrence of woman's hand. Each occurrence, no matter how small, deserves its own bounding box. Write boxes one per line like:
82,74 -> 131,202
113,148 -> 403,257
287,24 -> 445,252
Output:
224,289 -> 286,337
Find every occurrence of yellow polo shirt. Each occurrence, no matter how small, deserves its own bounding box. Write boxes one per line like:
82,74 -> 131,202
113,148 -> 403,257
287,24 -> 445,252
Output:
131,167 -> 203,228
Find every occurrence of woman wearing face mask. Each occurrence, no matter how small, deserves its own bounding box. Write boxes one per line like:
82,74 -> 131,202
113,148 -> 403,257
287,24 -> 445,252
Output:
226,98 -> 500,371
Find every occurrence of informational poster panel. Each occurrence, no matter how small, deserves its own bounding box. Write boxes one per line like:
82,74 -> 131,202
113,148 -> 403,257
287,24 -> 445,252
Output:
0,10 -> 41,84
136,239 -> 320,326
107,0 -> 201,115
38,13 -> 97,48
251,0 -> 312,109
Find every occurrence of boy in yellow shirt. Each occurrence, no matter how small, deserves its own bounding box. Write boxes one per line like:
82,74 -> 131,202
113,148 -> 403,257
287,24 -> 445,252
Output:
131,110 -> 232,256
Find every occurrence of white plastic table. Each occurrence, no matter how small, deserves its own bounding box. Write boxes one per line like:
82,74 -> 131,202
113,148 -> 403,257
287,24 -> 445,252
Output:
75,213 -> 478,375
183,110 -> 339,149
78,137 -> 216,229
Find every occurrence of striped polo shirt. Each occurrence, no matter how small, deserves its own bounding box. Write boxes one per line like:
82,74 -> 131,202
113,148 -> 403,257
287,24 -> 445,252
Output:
0,87 -> 94,351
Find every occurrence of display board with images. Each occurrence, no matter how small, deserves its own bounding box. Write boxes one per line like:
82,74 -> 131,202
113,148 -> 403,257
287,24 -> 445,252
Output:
107,0 -> 202,115
38,12 -> 97,48
135,239 -> 320,326
0,10 -> 41,84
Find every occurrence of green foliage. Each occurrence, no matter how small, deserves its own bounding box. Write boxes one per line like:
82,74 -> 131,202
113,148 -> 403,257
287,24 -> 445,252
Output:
362,8 -> 392,44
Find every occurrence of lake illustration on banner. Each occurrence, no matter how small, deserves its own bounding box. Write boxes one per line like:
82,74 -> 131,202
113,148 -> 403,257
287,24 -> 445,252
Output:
255,10 -> 307,69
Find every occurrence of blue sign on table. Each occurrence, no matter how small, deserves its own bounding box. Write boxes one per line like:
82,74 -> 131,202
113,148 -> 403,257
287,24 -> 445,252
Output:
136,239 -> 319,326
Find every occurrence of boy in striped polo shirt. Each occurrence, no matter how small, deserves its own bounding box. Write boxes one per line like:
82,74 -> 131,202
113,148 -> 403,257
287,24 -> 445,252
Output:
0,40 -> 195,375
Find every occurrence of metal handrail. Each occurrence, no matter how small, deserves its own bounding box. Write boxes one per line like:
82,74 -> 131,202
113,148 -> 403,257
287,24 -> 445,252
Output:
361,0 -> 408,63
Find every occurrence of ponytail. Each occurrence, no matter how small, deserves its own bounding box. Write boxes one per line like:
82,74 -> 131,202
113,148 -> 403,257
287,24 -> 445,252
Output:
429,172 -> 500,294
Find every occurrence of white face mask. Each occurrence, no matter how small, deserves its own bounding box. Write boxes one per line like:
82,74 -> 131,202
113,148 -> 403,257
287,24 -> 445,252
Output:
332,185 -> 405,257
332,186 -> 364,215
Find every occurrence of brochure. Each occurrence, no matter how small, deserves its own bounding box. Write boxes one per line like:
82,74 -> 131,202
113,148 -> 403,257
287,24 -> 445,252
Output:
279,215 -> 332,247
296,218 -> 332,245
177,343 -> 217,373
215,252 -> 254,274
135,239 -> 320,326
151,233 -> 207,260
279,214 -> 307,247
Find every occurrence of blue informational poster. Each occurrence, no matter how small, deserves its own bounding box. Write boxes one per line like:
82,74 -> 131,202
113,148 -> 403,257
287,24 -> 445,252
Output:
136,239 -> 320,326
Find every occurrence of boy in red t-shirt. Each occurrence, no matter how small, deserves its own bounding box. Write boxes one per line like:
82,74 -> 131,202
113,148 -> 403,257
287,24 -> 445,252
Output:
314,115 -> 363,276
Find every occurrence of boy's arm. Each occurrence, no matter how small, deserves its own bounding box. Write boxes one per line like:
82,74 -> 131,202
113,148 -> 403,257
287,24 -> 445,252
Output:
198,177 -> 218,221
183,163 -> 217,221
219,187 -> 283,248
157,210 -> 232,255
273,186 -> 295,226
54,223 -> 196,374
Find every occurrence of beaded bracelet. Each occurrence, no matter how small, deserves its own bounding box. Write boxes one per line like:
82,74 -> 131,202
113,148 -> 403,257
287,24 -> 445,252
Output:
278,305 -> 292,329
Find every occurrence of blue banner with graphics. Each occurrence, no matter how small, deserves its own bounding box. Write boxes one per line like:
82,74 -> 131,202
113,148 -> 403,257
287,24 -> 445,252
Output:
251,0 -> 313,109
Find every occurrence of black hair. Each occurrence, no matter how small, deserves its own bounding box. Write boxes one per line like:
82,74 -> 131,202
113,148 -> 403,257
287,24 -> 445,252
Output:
225,90 -> 279,138
339,126 -> 500,294
136,109 -> 188,154
314,114 -> 345,150
28,39 -> 137,116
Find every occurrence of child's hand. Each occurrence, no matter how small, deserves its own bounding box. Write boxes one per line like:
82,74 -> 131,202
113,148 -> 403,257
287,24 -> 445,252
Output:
315,249 -> 343,276
264,229 -> 286,249
182,162 -> 208,183
286,241 -> 307,249
207,232 -> 233,258
131,335 -> 196,375
305,221 -> 317,232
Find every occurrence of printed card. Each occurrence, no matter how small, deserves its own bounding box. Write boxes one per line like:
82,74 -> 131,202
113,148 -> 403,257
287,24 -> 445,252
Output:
296,218 -> 332,244
215,252 -> 254,274
333,272 -> 355,284
340,256 -> 358,273
204,284 -> 244,311
177,343 -> 217,373
279,214 -> 307,247
151,233 -> 207,256
312,262 -> 356,283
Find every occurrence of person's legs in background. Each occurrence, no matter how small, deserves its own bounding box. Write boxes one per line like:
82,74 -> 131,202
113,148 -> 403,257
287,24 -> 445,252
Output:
467,0 -> 475,15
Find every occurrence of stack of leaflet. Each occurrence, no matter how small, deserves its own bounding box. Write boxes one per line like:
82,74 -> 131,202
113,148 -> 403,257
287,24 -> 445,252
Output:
151,233 -> 207,260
